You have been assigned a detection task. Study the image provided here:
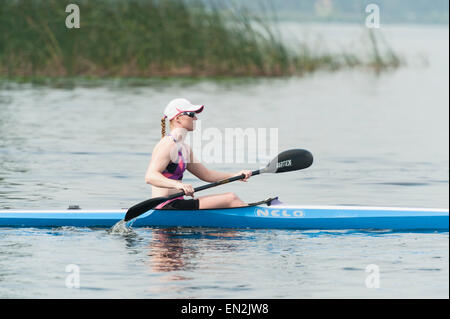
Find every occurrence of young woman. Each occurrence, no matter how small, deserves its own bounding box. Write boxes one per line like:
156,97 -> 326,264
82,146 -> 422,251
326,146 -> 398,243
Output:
145,98 -> 252,210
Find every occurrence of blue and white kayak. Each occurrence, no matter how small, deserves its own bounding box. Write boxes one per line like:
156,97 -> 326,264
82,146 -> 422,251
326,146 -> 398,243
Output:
0,201 -> 448,231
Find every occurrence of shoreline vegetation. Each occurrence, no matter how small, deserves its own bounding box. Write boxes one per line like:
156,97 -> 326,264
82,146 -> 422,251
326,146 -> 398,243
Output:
0,0 -> 401,81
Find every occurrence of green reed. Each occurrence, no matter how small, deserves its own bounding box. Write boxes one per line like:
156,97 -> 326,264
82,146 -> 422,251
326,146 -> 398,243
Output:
0,0 -> 401,78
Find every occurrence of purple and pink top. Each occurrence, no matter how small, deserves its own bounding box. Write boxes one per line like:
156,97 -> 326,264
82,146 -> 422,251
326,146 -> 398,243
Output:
155,134 -> 187,209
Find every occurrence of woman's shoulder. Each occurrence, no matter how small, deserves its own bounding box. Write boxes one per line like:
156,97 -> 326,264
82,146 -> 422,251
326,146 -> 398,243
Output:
160,135 -> 176,144
153,136 -> 176,152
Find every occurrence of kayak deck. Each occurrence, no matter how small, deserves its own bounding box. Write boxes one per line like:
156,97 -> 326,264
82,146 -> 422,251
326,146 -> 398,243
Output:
0,203 -> 448,231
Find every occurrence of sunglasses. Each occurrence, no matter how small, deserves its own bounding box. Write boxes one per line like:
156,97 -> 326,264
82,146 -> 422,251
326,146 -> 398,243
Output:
180,112 -> 196,118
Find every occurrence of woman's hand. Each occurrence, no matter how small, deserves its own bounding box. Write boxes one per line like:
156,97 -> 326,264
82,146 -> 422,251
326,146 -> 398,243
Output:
237,170 -> 252,182
175,182 -> 195,197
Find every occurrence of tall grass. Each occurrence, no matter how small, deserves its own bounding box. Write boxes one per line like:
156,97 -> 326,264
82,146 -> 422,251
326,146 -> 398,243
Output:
0,0 -> 401,78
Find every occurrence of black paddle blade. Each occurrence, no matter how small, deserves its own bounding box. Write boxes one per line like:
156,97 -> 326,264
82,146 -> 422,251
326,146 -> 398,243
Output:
124,196 -> 167,222
263,149 -> 313,174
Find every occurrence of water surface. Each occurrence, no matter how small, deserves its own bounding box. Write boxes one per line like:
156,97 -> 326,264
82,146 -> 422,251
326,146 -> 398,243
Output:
0,24 -> 448,298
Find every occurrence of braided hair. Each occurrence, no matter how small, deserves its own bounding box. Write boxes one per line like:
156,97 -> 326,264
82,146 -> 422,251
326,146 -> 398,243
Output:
161,116 -> 166,138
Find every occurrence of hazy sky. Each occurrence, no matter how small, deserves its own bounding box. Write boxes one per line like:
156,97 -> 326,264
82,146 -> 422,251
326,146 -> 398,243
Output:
222,0 -> 449,23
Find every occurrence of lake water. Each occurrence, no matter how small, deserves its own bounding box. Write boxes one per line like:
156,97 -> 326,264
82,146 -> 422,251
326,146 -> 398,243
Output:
0,23 -> 448,298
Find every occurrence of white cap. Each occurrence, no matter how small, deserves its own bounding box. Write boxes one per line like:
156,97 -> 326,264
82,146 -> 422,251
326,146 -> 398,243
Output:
164,98 -> 204,120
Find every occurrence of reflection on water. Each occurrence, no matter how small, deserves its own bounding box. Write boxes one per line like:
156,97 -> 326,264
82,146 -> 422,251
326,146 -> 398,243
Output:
107,226 -> 247,287
149,229 -> 191,273
146,229 -> 241,274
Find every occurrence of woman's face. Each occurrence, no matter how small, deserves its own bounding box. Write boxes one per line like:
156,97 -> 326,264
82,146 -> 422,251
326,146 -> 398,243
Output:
174,113 -> 197,131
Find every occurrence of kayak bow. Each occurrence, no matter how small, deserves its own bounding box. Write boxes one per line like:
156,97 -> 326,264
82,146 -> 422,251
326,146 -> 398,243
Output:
0,199 -> 448,231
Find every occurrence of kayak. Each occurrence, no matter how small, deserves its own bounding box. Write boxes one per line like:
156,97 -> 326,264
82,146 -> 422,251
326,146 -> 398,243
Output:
0,199 -> 448,231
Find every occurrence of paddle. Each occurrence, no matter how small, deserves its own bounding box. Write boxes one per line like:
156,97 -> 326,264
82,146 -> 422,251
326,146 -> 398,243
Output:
124,149 -> 313,222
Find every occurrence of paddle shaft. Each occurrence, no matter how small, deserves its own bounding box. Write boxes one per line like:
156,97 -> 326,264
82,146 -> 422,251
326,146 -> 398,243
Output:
164,169 -> 261,200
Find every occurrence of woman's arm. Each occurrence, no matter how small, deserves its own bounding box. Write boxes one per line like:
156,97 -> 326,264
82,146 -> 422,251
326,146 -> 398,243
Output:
187,162 -> 234,183
145,138 -> 181,189
186,150 -> 251,183
145,138 -> 195,197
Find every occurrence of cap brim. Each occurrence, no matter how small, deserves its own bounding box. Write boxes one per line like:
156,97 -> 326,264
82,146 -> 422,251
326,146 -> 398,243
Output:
170,105 -> 204,120
193,105 -> 204,114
